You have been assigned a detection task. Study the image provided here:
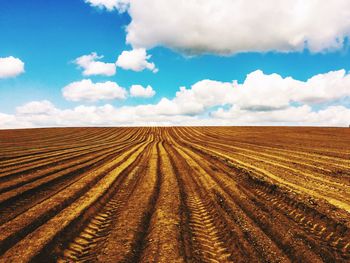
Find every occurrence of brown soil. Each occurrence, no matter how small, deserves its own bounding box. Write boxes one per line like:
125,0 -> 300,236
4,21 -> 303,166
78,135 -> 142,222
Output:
0,126 -> 349,262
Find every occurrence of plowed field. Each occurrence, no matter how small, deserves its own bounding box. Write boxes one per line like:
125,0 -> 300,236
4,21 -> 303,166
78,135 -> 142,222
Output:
0,127 -> 349,262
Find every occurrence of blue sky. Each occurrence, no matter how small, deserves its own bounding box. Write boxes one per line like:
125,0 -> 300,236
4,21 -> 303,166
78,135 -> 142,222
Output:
0,0 -> 350,127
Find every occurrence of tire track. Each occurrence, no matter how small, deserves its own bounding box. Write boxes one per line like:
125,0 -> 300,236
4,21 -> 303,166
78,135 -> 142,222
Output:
179,134 -> 350,213
186,127 -> 350,168
0,127 -> 349,262
174,128 -> 350,261
0,138 -> 150,258
164,131 -> 239,263
139,140 -> 184,262
181,127 -> 350,186
0,128 -> 119,166
169,128 -> 326,262
97,141 -> 160,263
186,195 -> 233,263
56,142 -> 154,262
0,140 -> 143,225
0,127 -> 139,180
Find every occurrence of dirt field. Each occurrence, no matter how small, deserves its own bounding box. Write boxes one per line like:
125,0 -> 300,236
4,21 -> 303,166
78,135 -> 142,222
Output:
0,127 -> 349,262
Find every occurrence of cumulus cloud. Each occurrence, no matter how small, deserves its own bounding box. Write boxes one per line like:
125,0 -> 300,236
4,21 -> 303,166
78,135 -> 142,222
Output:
116,49 -> 158,72
0,113 -> 27,129
292,70 -> 350,104
16,100 -> 58,115
107,69 -> 350,119
211,105 -> 350,127
2,101 -> 349,129
159,69 -> 350,115
229,69 -> 350,108
62,79 -> 127,101
130,84 -> 155,98
2,69 -> 350,128
104,0 -> 350,55
75,52 -> 116,76
84,0 -> 129,12
0,56 -> 25,79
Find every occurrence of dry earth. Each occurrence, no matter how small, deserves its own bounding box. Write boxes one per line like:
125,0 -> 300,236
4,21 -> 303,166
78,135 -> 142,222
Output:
0,127 -> 349,262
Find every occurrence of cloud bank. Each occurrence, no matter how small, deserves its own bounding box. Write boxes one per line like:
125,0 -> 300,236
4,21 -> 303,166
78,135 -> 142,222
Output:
2,69 -> 350,128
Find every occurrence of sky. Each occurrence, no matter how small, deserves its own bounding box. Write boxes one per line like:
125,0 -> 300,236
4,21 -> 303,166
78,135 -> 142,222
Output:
0,0 -> 350,128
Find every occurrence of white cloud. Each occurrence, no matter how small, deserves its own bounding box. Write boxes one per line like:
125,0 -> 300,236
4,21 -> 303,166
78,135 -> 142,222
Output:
158,69 -> 350,115
231,69 -> 350,109
114,69 -> 350,119
119,0 -> 350,54
2,101 -> 350,128
16,100 -> 58,115
292,69 -> 350,104
212,105 -> 350,127
84,0 -> 129,12
0,56 -> 25,79
62,79 -> 127,101
0,113 -> 28,129
116,48 -> 158,72
130,84 -> 155,98
2,69 -> 350,128
75,52 -> 116,76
